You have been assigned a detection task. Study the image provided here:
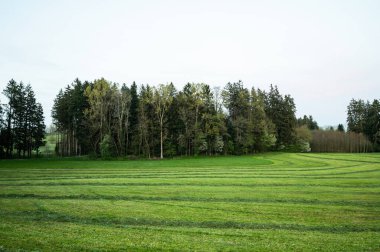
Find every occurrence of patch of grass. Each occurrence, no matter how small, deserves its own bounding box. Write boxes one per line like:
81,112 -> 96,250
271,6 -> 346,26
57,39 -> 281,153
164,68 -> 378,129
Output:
0,153 -> 379,251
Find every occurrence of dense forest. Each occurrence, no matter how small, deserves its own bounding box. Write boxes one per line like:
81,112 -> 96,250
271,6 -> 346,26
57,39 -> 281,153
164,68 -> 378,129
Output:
50,78 -> 379,158
51,79 -> 293,158
0,78 -> 379,159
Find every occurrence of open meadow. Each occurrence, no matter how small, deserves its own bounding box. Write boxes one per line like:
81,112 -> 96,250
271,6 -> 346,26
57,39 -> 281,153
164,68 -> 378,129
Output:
0,153 -> 379,251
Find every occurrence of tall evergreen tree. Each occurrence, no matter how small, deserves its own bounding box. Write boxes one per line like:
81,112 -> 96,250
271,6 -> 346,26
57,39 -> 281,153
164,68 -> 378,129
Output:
52,79 -> 91,156
297,115 -> 319,130
165,83 -> 181,157
337,124 -> 345,132
263,85 -> 297,148
0,100 -> 5,158
363,99 -> 380,146
3,79 -> 20,158
137,85 -> 155,158
2,79 -> 45,158
128,81 -> 139,154
222,81 -> 252,154
32,103 -> 46,156
24,84 -> 37,157
347,99 -> 366,133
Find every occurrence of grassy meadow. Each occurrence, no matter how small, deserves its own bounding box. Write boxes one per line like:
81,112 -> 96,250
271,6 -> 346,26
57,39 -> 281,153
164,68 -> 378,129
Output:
0,153 -> 379,251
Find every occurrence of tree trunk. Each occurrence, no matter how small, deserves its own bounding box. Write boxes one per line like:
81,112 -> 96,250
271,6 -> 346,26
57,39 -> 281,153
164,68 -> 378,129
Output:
160,122 -> 163,159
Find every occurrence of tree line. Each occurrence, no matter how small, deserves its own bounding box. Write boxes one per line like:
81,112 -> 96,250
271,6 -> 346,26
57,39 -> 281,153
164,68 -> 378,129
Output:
306,99 -> 380,153
347,98 -> 380,148
51,78 -> 306,159
0,79 -> 46,158
1,78 -> 378,159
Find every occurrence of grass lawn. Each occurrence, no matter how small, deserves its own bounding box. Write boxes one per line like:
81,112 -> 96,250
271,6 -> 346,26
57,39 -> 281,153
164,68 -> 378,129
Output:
0,153 -> 379,251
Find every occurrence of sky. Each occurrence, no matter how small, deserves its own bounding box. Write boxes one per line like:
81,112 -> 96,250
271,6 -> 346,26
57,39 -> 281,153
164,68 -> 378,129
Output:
0,0 -> 379,128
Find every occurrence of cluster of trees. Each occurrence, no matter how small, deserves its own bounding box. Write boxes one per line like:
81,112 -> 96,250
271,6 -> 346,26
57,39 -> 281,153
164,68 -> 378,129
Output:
297,115 -> 319,130
3,77 -> 377,159
306,98 -> 379,153
311,130 -> 373,153
347,99 -> 380,150
52,79 -> 303,158
0,79 -> 46,158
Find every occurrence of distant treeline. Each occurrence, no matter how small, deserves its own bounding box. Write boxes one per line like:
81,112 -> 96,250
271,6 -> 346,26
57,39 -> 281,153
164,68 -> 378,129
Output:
0,78 -> 379,159
311,130 -> 373,153
310,98 -> 379,152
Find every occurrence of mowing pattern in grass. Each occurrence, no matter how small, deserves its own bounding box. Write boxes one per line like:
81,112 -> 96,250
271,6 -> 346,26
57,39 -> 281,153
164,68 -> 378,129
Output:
0,153 -> 379,251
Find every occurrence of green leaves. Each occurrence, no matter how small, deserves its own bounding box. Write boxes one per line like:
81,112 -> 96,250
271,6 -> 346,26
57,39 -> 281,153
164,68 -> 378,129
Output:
1,80 -> 45,158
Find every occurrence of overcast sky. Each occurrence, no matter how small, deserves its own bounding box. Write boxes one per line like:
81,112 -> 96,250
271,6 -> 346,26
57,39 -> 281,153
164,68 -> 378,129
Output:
0,0 -> 379,127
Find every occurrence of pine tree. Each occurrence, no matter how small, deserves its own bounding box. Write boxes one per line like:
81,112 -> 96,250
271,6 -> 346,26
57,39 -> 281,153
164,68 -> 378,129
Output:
0,100 -> 5,158
2,79 -> 19,158
2,80 -> 45,158
25,84 -> 37,157
363,99 -> 380,148
347,99 -> 366,133
337,124 -> 345,132
137,85 -> 154,158
128,81 -> 139,154
165,83 -> 181,157
32,103 -> 46,156
263,85 -> 297,148
222,81 -> 252,154
297,115 -> 319,130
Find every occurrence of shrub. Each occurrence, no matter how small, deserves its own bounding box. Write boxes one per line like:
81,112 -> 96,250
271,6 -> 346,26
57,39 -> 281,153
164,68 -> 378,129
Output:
99,134 -> 116,160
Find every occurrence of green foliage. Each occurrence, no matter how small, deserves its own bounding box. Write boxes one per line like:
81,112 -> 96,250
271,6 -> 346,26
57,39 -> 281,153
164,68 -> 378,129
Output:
128,82 -> 139,154
152,84 -> 175,159
347,99 -> 366,133
347,98 -> 380,150
296,125 -> 312,142
295,126 -> 312,152
99,134 -> 115,160
297,115 -> 319,130
52,79 -> 90,156
50,79 -> 325,158
263,85 -> 297,147
337,124 -> 345,132
1,79 -> 45,158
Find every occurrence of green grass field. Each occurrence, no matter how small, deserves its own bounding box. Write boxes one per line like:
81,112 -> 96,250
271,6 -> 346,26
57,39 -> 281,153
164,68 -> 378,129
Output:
0,153 -> 379,251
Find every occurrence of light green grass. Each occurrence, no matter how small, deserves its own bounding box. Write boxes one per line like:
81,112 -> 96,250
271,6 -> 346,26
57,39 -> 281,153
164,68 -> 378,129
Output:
0,153 -> 379,251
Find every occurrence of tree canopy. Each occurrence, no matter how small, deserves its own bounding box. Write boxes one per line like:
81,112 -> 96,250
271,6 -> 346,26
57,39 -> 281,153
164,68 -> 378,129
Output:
1,78 -> 378,159
0,79 -> 45,158
51,79 -> 301,158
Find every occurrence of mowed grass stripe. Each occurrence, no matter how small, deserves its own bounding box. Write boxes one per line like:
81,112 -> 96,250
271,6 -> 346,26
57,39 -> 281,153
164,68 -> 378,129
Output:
1,193 -> 379,207
0,164 -> 366,178
2,208 -> 379,233
298,154 -> 380,164
2,172 -> 379,181
2,181 -> 380,188
2,184 -> 380,196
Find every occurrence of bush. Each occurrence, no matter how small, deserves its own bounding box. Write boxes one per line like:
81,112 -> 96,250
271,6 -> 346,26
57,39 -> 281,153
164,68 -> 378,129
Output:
99,134 -> 116,160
